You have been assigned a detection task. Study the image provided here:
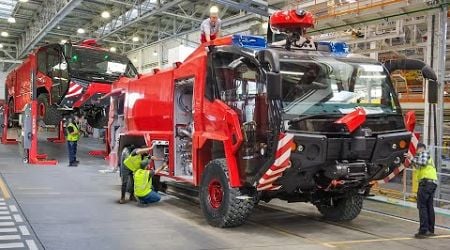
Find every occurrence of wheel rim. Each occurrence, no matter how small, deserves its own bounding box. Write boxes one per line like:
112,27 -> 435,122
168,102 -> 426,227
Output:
208,179 -> 223,209
38,103 -> 45,118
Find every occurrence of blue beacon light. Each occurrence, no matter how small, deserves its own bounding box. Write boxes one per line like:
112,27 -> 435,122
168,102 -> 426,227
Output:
232,35 -> 267,49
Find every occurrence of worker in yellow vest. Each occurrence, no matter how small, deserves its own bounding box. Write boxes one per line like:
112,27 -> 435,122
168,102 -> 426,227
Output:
119,145 -> 152,204
406,143 -> 438,238
134,161 -> 168,206
66,115 -> 80,167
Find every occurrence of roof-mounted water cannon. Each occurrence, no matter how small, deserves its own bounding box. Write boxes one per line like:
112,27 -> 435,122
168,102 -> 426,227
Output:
269,8 -> 315,50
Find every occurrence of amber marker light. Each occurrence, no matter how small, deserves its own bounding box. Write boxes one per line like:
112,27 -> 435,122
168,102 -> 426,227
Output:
290,141 -> 297,152
399,140 -> 407,149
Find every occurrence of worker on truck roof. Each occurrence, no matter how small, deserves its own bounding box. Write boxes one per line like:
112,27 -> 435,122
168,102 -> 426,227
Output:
200,6 -> 222,43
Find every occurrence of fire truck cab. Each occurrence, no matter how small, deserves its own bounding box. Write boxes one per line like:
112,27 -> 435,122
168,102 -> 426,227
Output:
5,40 -> 138,128
109,9 -> 411,228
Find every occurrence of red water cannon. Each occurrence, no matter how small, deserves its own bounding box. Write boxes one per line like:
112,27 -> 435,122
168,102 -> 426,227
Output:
269,8 -> 315,50
270,9 -> 314,35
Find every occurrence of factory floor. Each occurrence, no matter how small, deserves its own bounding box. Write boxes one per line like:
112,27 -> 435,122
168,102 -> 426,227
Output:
0,133 -> 449,250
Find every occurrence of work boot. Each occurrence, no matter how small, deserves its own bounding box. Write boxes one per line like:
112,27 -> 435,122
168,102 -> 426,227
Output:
118,198 -> 127,204
129,195 -> 137,202
414,232 -> 427,239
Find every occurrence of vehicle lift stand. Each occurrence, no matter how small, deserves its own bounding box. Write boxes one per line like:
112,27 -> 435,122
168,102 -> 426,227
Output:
47,120 -> 65,143
88,126 -> 110,160
0,104 -> 18,144
21,102 -> 57,165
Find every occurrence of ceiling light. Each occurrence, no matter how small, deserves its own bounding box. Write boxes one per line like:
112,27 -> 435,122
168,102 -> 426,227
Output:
132,58 -> 138,63
110,47 -> 117,53
61,39 -> 67,44
1,32 -> 9,37
132,36 -> 139,42
77,28 -> 85,34
57,26 -> 61,29
101,11 -> 110,19
7,17 -> 16,23
0,44 -> 3,49
153,51 -> 157,56
19,0 -> 29,2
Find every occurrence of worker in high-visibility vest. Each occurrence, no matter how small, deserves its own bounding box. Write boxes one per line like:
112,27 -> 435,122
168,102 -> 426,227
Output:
66,116 -> 80,167
405,143 -> 438,238
119,145 -> 167,204
134,162 -> 168,206
119,145 -> 152,204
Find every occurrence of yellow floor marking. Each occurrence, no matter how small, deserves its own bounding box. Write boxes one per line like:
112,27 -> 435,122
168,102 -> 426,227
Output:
325,234 -> 450,246
0,176 -> 10,200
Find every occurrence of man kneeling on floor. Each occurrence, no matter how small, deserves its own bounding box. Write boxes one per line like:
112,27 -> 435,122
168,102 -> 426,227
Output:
134,161 -> 168,206
121,145 -> 168,205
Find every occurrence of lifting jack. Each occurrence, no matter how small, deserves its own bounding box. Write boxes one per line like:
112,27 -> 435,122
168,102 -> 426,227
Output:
47,120 -> 65,143
21,101 -> 57,165
0,104 -> 18,144
88,126 -> 110,160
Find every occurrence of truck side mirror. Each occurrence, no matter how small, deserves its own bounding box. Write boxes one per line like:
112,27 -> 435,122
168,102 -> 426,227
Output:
267,72 -> 282,100
428,79 -> 438,104
63,43 -> 73,60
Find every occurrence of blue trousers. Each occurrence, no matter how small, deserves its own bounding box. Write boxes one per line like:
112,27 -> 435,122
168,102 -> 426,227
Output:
417,181 -> 437,234
67,141 -> 78,164
138,190 -> 161,204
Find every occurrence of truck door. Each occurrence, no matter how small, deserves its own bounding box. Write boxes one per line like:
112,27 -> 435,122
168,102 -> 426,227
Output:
46,45 -> 70,104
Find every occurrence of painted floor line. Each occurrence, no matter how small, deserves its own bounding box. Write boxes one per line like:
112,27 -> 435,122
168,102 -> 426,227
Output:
13,214 -> 23,223
363,209 -> 450,231
26,240 -> 38,250
8,205 -> 17,213
325,234 -> 450,246
0,212 -> 9,215
0,207 -> 7,211
0,177 -> 10,200
19,225 -> 30,236
0,216 -> 12,220
0,227 -> 17,233
0,235 -> 20,241
0,242 -> 24,249
0,222 -> 14,226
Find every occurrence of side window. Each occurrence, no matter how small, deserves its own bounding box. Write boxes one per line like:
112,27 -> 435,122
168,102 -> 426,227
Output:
47,48 -> 60,77
206,52 -> 260,101
37,50 -> 47,74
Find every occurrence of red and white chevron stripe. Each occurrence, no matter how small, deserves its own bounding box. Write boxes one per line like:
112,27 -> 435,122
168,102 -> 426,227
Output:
377,132 -> 419,184
66,82 -> 83,98
257,133 -> 294,191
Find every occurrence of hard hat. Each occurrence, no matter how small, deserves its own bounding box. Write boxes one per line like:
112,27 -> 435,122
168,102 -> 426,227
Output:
210,6 -> 219,16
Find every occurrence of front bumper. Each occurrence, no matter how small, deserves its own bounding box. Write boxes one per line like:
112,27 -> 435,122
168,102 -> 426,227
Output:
288,131 -> 411,181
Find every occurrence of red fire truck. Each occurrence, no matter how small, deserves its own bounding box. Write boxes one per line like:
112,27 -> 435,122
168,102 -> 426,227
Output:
5,39 -> 138,128
108,9 -> 414,227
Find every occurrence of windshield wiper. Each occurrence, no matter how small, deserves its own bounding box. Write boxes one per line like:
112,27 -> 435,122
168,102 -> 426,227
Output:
288,114 -> 331,125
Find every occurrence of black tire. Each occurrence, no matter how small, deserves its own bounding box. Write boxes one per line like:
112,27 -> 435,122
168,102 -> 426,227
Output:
316,194 -> 363,221
199,159 -> 254,228
87,109 -> 109,129
37,93 -> 61,126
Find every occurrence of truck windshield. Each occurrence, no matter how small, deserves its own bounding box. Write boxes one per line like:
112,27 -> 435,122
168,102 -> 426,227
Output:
280,58 -> 400,118
68,47 -> 137,83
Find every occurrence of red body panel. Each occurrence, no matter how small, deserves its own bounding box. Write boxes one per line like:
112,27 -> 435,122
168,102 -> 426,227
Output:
334,108 -> 367,133
112,36 -> 244,187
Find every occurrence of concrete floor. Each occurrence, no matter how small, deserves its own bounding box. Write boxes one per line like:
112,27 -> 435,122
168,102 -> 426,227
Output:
0,134 -> 449,250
